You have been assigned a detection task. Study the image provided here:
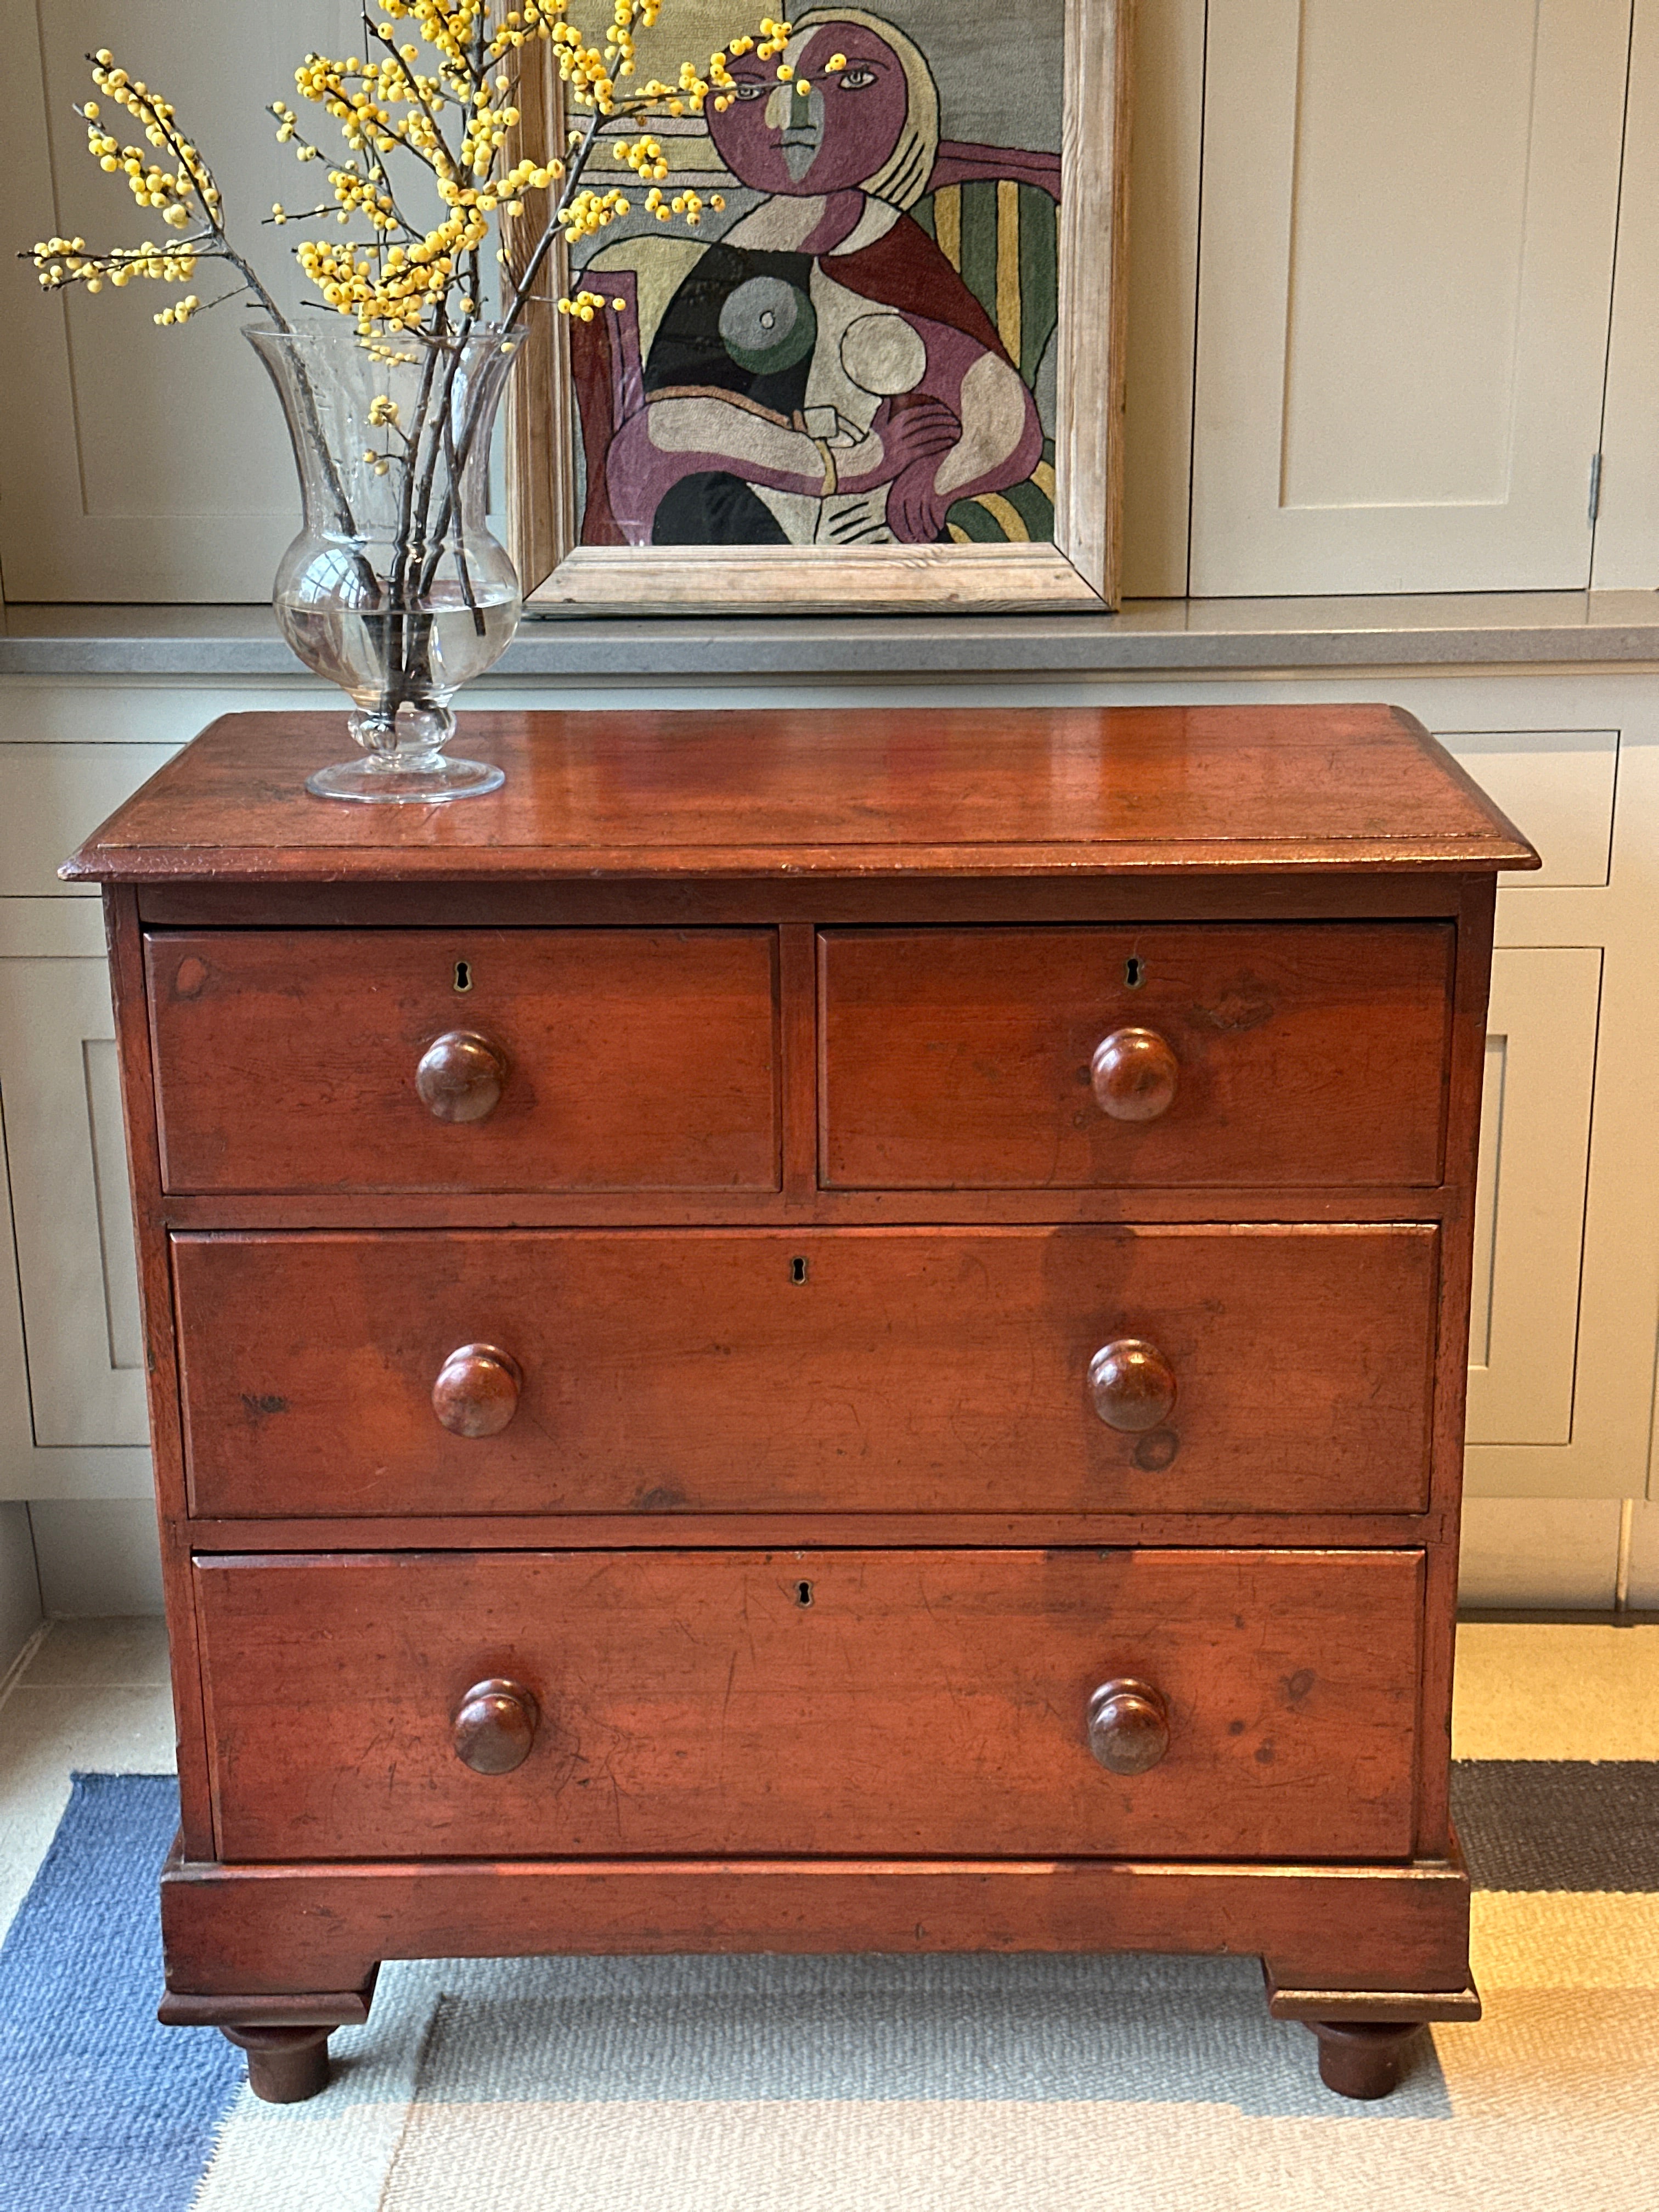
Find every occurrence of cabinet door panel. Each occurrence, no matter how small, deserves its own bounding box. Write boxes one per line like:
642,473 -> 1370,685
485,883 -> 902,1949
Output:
0,959 -> 149,1448
1193,0 -> 1630,592
1436,732 -> 1617,889
0,744 -> 180,898
0,1 -> 361,600
1466,947 -> 1601,1444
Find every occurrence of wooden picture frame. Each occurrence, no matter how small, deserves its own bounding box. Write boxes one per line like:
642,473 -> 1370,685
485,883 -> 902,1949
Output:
506,0 -> 1132,614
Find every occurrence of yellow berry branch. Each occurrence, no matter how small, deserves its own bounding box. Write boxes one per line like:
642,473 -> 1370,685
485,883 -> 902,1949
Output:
20,4 -> 805,693
26,9 -> 801,341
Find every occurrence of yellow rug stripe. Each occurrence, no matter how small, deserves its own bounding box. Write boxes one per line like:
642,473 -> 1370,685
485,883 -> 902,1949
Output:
1453,1623 -> 1659,1758
1471,1889 -> 1659,1989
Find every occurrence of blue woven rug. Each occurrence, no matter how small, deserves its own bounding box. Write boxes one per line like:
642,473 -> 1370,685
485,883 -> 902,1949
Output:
0,1774 -> 241,2212
2,1751 -> 1655,2210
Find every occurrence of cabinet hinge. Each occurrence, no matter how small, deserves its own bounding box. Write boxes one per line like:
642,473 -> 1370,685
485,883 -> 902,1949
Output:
1589,452 -> 1603,527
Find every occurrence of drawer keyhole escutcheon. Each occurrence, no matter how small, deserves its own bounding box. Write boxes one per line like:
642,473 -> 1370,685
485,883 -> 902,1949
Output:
1091,1027 -> 1178,1122
1087,1679 -> 1170,1775
453,959 -> 472,993
795,1579 -> 814,1606
453,1678 -> 539,1774
432,1344 -> 524,1438
415,1030 -> 509,1123
1088,1338 -> 1177,1433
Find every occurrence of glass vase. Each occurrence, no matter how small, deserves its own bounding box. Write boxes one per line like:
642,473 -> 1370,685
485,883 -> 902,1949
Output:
248,318 -> 523,803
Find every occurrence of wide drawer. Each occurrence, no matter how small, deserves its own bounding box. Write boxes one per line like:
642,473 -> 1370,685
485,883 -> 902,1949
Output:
173,1224 -> 1440,1519
195,1548 -> 1424,1862
144,929 -> 780,1193
819,923 -> 1455,1188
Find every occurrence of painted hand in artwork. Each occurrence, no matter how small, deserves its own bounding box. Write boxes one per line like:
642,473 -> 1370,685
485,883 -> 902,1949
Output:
839,393 -> 964,540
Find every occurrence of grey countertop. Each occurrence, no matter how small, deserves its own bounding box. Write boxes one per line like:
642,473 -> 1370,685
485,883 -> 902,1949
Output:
4,591 -> 1659,679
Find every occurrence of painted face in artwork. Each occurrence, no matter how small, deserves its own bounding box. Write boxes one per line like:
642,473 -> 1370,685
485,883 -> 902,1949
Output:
708,21 -> 910,196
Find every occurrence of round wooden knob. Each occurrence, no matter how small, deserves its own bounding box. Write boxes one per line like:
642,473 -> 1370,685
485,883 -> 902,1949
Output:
1087,1678 -> 1171,1775
1091,1028 -> 1178,1121
415,1031 -> 508,1122
432,1344 -> 523,1438
453,1678 -> 538,1774
1088,1338 -> 1177,1432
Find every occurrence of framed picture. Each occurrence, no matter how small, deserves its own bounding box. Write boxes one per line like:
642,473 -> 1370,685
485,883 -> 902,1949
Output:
507,1 -> 1131,614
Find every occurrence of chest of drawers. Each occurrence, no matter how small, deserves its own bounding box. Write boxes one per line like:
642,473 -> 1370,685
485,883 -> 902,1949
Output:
67,703 -> 1534,2105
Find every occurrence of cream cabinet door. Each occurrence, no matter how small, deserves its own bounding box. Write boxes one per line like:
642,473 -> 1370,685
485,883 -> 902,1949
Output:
1466,948 -> 1602,1446
0,0 -> 360,600
1191,1 -> 1632,594
0,952 -> 154,1497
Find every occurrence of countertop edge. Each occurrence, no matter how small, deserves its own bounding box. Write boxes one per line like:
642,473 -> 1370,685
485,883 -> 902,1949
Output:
10,598 -> 1659,681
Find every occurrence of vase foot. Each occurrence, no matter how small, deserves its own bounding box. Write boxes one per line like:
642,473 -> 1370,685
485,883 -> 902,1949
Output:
306,754 -> 505,804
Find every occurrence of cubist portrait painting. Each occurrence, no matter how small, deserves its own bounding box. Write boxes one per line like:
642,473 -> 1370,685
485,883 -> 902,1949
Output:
566,1 -> 1065,551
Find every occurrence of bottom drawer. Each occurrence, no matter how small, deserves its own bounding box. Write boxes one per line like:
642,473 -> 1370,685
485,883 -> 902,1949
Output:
195,1549 -> 1424,1865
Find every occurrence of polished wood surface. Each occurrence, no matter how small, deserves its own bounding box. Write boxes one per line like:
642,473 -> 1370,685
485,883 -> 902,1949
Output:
218,2025 -> 334,2104
430,1345 -> 523,1440
145,929 -> 780,1194
414,1031 -> 509,1124
1086,1679 -> 1172,1774
1091,1027 -> 1182,1121
819,924 -> 1454,1189
64,705 -> 1538,884
1305,2021 -> 1423,2101
171,1224 -> 1440,1519
1087,1339 -> 1181,1434
195,1548 -> 1424,1864
160,1844 -> 1477,1998
79,704 -> 1512,2103
451,1678 -> 539,1775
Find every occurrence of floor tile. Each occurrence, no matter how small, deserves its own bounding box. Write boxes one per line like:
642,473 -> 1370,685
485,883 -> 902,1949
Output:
22,1616 -> 172,1689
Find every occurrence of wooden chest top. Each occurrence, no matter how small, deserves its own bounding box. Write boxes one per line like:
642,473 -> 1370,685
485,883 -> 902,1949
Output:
64,704 -> 1536,884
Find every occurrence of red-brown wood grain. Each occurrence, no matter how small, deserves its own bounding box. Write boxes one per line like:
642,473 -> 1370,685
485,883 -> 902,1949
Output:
172,1223 -> 1440,1520
63,706 -> 1538,884
144,928 -> 781,1194
193,1548 -> 1425,1864
159,1849 -> 1475,2003
820,923 -> 1455,1189
66,704 -> 1514,2075
133,874 -> 1480,932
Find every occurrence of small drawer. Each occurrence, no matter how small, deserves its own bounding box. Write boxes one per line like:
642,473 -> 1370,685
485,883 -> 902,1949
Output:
173,1223 -> 1440,1520
145,928 -> 780,1194
195,1548 -> 1424,1863
819,923 -> 1454,1189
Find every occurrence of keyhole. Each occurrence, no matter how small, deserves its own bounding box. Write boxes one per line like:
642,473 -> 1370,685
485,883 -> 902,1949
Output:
1125,957 -> 1144,989
795,1580 -> 814,1606
454,960 -> 472,994
790,1256 -> 808,1285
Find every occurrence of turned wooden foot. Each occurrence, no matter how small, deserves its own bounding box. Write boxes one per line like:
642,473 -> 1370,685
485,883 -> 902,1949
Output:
219,2023 -> 334,2103
1306,2019 -> 1423,2100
